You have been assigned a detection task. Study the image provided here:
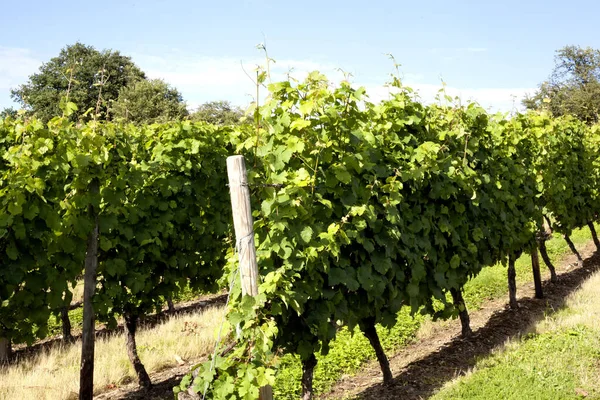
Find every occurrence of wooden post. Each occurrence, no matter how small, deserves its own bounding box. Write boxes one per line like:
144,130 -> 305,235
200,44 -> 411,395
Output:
226,155 -> 273,400
79,180 -> 99,400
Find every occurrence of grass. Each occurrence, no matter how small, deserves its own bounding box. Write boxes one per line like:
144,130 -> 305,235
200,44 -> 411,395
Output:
431,269 -> 600,400
44,280 -> 208,340
0,306 -> 224,400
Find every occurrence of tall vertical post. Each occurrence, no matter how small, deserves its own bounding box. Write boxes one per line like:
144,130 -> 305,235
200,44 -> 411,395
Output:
79,180 -> 99,400
226,155 -> 273,400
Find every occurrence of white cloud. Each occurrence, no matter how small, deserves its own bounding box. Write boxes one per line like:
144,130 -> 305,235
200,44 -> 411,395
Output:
465,47 -> 488,53
0,47 -> 531,113
131,52 -> 343,110
361,82 -> 533,113
131,50 -> 529,113
430,47 -> 488,54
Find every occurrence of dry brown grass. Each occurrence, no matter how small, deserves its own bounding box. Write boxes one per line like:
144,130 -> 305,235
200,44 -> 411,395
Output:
70,280 -> 85,305
0,306 -> 224,400
535,269 -> 600,333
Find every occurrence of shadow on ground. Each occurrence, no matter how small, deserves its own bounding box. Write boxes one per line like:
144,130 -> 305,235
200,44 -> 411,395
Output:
97,373 -> 186,400
352,250 -> 600,400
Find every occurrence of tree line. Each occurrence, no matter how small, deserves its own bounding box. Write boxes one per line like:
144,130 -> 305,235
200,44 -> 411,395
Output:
1,42 -> 245,126
5,43 -> 600,127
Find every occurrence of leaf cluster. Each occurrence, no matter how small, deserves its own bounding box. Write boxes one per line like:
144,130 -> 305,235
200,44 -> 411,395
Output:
183,72 -> 600,398
0,116 -> 232,342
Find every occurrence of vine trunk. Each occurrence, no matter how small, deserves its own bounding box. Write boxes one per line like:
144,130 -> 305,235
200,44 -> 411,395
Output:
124,312 -> 152,389
450,288 -> 472,337
361,318 -> 393,384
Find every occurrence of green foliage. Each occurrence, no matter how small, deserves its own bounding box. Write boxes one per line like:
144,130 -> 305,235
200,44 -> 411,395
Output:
181,70 -> 600,399
524,45 -> 600,124
91,120 -> 232,326
10,42 -> 146,123
190,101 -> 245,125
0,107 -> 18,119
0,116 -> 232,344
110,79 -> 188,124
0,116 -> 86,343
173,289 -> 278,400
268,223 -> 594,398
521,113 -> 599,235
3,63 -> 600,399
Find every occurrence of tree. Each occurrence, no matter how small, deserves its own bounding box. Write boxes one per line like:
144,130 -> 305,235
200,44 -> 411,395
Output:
190,100 -> 244,125
11,42 -> 146,123
111,79 -> 188,124
524,45 -> 600,124
0,107 -> 17,119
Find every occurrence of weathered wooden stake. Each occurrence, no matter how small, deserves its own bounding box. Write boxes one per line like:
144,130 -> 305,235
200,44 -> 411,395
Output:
226,155 -> 273,400
79,180 -> 99,400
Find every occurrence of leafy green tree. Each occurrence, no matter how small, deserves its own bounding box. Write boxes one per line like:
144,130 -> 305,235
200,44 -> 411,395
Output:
11,42 -> 146,123
0,107 -> 17,119
190,100 -> 244,125
524,45 -> 600,124
110,79 -> 188,124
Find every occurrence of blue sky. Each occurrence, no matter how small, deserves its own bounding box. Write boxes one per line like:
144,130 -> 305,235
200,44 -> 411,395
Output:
1,0 -> 599,112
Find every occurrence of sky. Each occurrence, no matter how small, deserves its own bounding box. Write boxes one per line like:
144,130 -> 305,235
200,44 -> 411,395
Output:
1,0 -> 599,113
